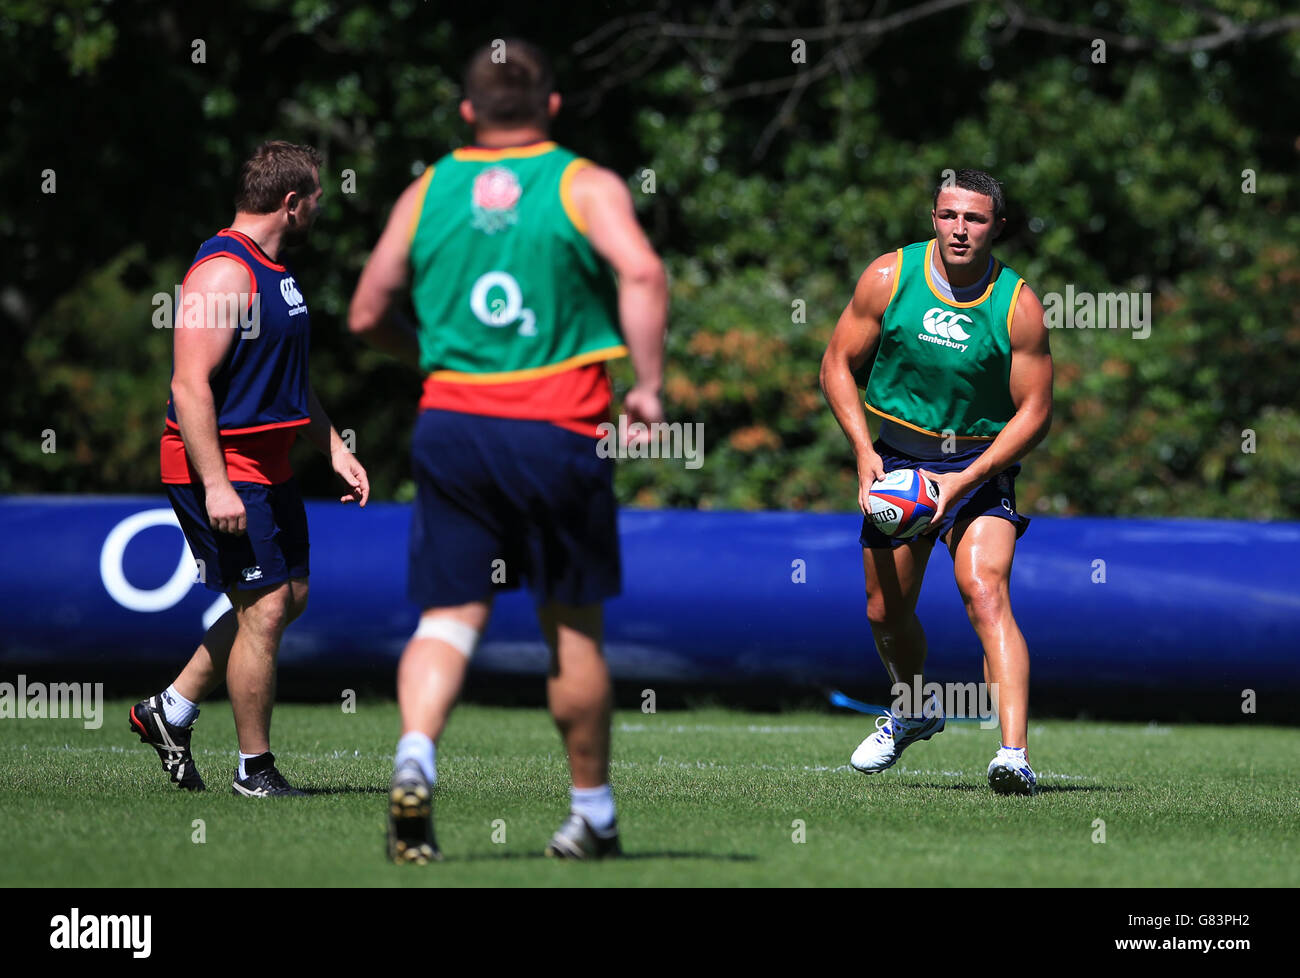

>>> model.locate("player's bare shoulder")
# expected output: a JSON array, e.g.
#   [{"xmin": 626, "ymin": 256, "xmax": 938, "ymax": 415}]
[
  {"xmin": 567, "ymin": 163, "xmax": 662, "ymax": 279},
  {"xmin": 182, "ymin": 254, "xmax": 253, "ymax": 299},
  {"xmin": 851, "ymin": 251, "xmax": 902, "ymax": 322},
  {"xmin": 381, "ymin": 170, "xmax": 434, "ymax": 238},
  {"xmin": 568, "ymin": 162, "xmax": 627, "ymax": 203},
  {"xmin": 1008, "ymin": 281, "xmax": 1050, "ymax": 355},
  {"xmin": 825, "ymin": 251, "xmax": 899, "ymax": 369},
  {"xmin": 567, "ymin": 162, "xmax": 635, "ymax": 231},
  {"xmin": 172, "ymin": 255, "xmax": 253, "ymax": 371},
  {"xmin": 397, "ymin": 170, "xmax": 431, "ymax": 208}
]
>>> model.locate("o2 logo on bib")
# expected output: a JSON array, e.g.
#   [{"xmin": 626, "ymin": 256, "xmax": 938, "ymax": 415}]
[{"xmin": 470, "ymin": 271, "xmax": 537, "ymax": 337}]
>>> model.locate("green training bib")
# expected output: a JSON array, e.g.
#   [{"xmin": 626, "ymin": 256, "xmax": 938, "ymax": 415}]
[
  {"xmin": 408, "ymin": 141, "xmax": 626, "ymax": 381},
  {"xmin": 863, "ymin": 239, "xmax": 1023, "ymax": 438}
]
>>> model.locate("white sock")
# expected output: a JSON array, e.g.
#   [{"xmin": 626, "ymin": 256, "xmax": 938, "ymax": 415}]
[
  {"xmin": 395, "ymin": 732, "xmax": 436, "ymax": 785},
  {"xmin": 238, "ymin": 751, "xmax": 264, "ymax": 780},
  {"xmin": 1001, "ymin": 745, "xmax": 1027, "ymax": 758},
  {"xmin": 571, "ymin": 784, "xmax": 616, "ymax": 836},
  {"xmin": 160, "ymin": 685, "xmax": 198, "ymax": 727}
]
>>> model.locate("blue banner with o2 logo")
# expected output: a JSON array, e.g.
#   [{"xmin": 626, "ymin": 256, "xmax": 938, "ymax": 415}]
[{"xmin": 0, "ymin": 497, "xmax": 1297, "ymax": 698}]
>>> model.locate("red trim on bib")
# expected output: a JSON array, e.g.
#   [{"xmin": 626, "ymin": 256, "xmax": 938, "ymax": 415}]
[
  {"xmin": 217, "ymin": 229, "xmax": 286, "ymax": 271},
  {"xmin": 160, "ymin": 426, "xmax": 300, "ymax": 485},
  {"xmin": 419, "ymin": 363, "xmax": 613, "ymax": 438}
]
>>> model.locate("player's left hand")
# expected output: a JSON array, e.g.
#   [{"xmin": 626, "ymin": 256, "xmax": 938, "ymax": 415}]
[
  {"xmin": 917, "ymin": 469, "xmax": 971, "ymax": 536},
  {"xmin": 332, "ymin": 447, "xmax": 370, "ymax": 507}
]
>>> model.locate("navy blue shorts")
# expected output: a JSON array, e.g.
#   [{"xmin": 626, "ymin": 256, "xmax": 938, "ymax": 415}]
[
  {"xmin": 408, "ymin": 409, "xmax": 621, "ymax": 609},
  {"xmin": 166, "ymin": 478, "xmax": 309, "ymax": 593},
  {"xmin": 859, "ymin": 438, "xmax": 1030, "ymax": 550}
]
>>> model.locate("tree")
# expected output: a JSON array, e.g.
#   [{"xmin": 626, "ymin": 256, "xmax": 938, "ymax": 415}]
[{"xmin": 4, "ymin": 0, "xmax": 1297, "ymax": 518}]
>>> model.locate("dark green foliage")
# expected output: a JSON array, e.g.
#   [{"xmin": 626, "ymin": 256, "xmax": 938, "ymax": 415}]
[{"xmin": 4, "ymin": 1, "xmax": 1297, "ymax": 517}]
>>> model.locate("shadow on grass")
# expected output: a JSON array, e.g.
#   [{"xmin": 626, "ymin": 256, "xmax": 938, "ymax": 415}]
[
  {"xmin": 450, "ymin": 851, "xmax": 759, "ymax": 863},
  {"xmin": 894, "ymin": 782, "xmax": 1114, "ymax": 793},
  {"xmin": 300, "ymin": 786, "xmax": 388, "ymax": 795},
  {"xmin": 1032, "ymin": 783, "xmax": 1113, "ymax": 794}
]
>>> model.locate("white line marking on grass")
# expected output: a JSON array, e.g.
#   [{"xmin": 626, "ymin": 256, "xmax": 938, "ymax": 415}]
[
  {"xmin": 894, "ymin": 768, "xmax": 965, "ymax": 778},
  {"xmin": 1035, "ymin": 772, "xmax": 1094, "ymax": 780},
  {"xmin": 622, "ymin": 757, "xmax": 856, "ymax": 774},
  {"xmin": 618, "ymin": 723, "xmax": 834, "ymax": 734},
  {"xmin": 7, "ymin": 745, "xmax": 1096, "ymax": 782},
  {"xmin": 6, "ymin": 744, "xmax": 384, "ymax": 761}
]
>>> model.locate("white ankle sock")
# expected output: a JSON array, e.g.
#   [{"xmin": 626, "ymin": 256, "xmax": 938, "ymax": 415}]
[
  {"xmin": 160, "ymin": 685, "xmax": 198, "ymax": 727},
  {"xmin": 238, "ymin": 751, "xmax": 263, "ymax": 780},
  {"xmin": 395, "ymin": 732, "xmax": 436, "ymax": 785},
  {"xmin": 571, "ymin": 784, "xmax": 616, "ymax": 836}
]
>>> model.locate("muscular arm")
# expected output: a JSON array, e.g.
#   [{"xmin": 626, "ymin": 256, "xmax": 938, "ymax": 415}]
[
  {"xmin": 348, "ymin": 175, "xmax": 424, "ymax": 368},
  {"xmin": 954, "ymin": 285, "xmax": 1054, "ymax": 488},
  {"xmin": 820, "ymin": 252, "xmax": 899, "ymax": 507},
  {"xmin": 571, "ymin": 165, "xmax": 668, "ymax": 413},
  {"xmin": 170, "ymin": 258, "xmax": 249, "ymax": 533}
]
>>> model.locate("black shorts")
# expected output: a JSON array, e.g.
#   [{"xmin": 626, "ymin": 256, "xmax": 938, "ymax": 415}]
[
  {"xmin": 166, "ymin": 478, "xmax": 309, "ymax": 592},
  {"xmin": 408, "ymin": 409, "xmax": 621, "ymax": 609}
]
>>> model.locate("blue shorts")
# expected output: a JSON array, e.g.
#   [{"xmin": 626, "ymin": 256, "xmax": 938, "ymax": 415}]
[
  {"xmin": 859, "ymin": 438, "xmax": 1030, "ymax": 550},
  {"xmin": 408, "ymin": 409, "xmax": 621, "ymax": 609},
  {"xmin": 166, "ymin": 478, "xmax": 309, "ymax": 592}
]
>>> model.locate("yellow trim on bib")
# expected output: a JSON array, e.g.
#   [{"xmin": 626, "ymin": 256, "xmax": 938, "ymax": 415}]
[
  {"xmin": 429, "ymin": 344, "xmax": 628, "ymax": 384},
  {"xmin": 1005, "ymin": 278, "xmax": 1026, "ymax": 337},
  {"xmin": 885, "ymin": 248, "xmax": 904, "ymax": 308},
  {"xmin": 407, "ymin": 167, "xmax": 434, "ymax": 245},
  {"xmin": 451, "ymin": 141, "xmax": 558, "ymax": 162},
  {"xmin": 560, "ymin": 158, "xmax": 593, "ymax": 234},
  {"xmin": 923, "ymin": 239, "xmax": 1000, "ymax": 307},
  {"xmin": 864, "ymin": 402, "xmax": 997, "ymax": 440}
]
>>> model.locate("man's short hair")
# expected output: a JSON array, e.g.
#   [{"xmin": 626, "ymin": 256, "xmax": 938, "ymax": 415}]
[
  {"xmin": 235, "ymin": 141, "xmax": 323, "ymax": 214},
  {"xmin": 933, "ymin": 169, "xmax": 1006, "ymax": 223},
  {"xmin": 463, "ymin": 38, "xmax": 554, "ymax": 129}
]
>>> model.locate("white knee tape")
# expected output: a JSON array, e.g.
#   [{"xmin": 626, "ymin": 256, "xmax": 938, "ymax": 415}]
[{"xmin": 414, "ymin": 616, "xmax": 481, "ymax": 658}]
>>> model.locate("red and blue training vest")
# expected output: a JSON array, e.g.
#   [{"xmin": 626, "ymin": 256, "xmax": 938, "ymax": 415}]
[{"xmin": 161, "ymin": 228, "xmax": 311, "ymax": 484}]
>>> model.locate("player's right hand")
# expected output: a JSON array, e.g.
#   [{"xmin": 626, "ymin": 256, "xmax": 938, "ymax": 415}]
[
  {"xmin": 623, "ymin": 385, "xmax": 664, "ymax": 440},
  {"xmin": 856, "ymin": 450, "xmax": 886, "ymax": 515},
  {"xmin": 205, "ymin": 483, "xmax": 247, "ymax": 536}
]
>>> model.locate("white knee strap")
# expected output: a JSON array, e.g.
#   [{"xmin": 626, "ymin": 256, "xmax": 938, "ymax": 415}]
[{"xmin": 414, "ymin": 616, "xmax": 480, "ymax": 658}]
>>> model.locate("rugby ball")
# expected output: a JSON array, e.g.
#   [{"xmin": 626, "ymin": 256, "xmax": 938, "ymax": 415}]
[{"xmin": 867, "ymin": 469, "xmax": 940, "ymax": 539}]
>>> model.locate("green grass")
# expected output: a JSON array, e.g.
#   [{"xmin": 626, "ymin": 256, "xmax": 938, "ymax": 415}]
[{"xmin": 1, "ymin": 699, "xmax": 1297, "ymax": 887}]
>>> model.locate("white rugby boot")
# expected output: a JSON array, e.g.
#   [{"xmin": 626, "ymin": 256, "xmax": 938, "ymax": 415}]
[
  {"xmin": 987, "ymin": 746, "xmax": 1038, "ymax": 795},
  {"xmin": 850, "ymin": 695, "xmax": 945, "ymax": 774}
]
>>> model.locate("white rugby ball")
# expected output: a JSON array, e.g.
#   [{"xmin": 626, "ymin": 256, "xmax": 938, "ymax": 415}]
[{"xmin": 867, "ymin": 469, "xmax": 940, "ymax": 539}]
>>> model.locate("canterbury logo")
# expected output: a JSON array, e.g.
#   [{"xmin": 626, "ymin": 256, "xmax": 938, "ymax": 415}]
[
  {"xmin": 279, "ymin": 276, "xmax": 304, "ymax": 307},
  {"xmin": 922, "ymin": 308, "xmax": 972, "ymax": 341}
]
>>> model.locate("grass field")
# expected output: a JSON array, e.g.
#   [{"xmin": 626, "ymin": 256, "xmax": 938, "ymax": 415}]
[{"xmin": 1, "ymin": 699, "xmax": 1297, "ymax": 887}]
